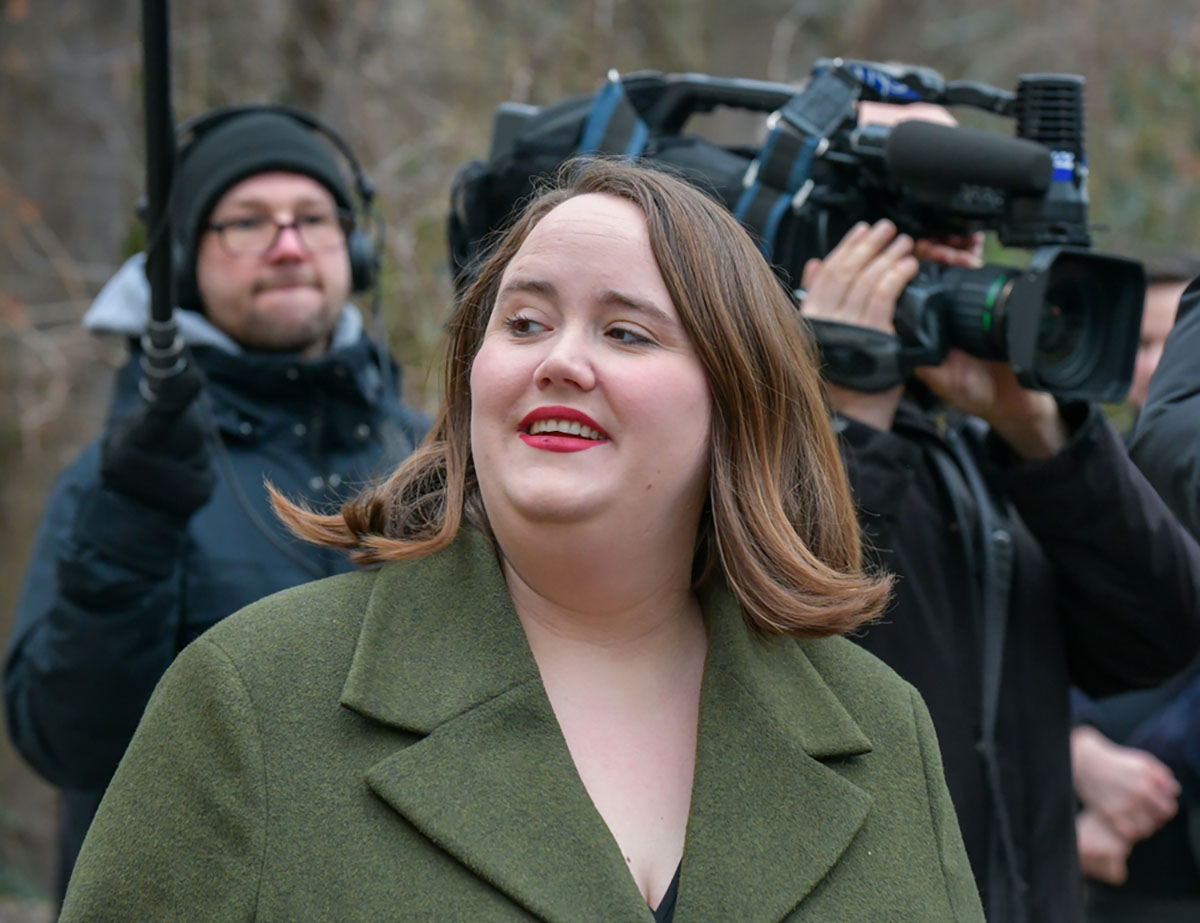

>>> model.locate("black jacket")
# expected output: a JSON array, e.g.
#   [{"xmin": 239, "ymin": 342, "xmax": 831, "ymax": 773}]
[
  {"xmin": 1132, "ymin": 275, "xmax": 1200, "ymax": 539},
  {"xmin": 1100, "ymin": 274, "xmax": 1200, "ymax": 907},
  {"xmin": 839, "ymin": 399, "xmax": 1200, "ymax": 923},
  {"xmin": 4, "ymin": 261, "xmax": 428, "ymax": 891}
]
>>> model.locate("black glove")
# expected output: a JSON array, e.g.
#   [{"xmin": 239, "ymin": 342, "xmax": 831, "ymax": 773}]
[{"xmin": 100, "ymin": 359, "xmax": 216, "ymax": 518}]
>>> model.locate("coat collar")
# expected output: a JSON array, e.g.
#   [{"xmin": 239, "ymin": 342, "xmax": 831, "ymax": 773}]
[{"xmin": 342, "ymin": 528, "xmax": 874, "ymax": 921}]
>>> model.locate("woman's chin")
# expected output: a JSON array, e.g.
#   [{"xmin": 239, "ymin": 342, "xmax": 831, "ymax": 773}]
[
  {"xmin": 485, "ymin": 482, "xmax": 609, "ymax": 529},
  {"xmin": 510, "ymin": 496, "xmax": 604, "ymax": 526}
]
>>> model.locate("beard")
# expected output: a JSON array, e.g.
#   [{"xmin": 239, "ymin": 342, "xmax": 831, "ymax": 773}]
[{"xmin": 240, "ymin": 280, "xmax": 342, "ymax": 357}]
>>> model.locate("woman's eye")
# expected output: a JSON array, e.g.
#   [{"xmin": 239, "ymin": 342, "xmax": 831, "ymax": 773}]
[
  {"xmin": 608, "ymin": 326, "xmax": 652, "ymax": 346},
  {"xmin": 502, "ymin": 315, "xmax": 545, "ymax": 337}
]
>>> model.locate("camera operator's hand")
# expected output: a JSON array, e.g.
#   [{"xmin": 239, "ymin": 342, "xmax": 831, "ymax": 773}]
[
  {"xmin": 904, "ymin": 237, "xmax": 1072, "ymax": 460},
  {"xmin": 914, "ymin": 350, "xmax": 1070, "ymax": 460},
  {"xmin": 100, "ymin": 359, "xmax": 216, "ymax": 519},
  {"xmin": 800, "ymin": 219, "xmax": 919, "ymax": 430}
]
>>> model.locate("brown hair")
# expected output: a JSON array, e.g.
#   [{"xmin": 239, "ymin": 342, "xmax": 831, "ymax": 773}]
[{"xmin": 274, "ymin": 158, "xmax": 890, "ymax": 636}]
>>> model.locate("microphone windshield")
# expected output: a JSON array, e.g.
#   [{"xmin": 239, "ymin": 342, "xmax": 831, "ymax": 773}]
[{"xmin": 884, "ymin": 119, "xmax": 1053, "ymax": 194}]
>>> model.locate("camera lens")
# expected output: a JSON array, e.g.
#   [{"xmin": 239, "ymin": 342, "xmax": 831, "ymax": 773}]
[
  {"xmin": 995, "ymin": 248, "xmax": 1145, "ymax": 401},
  {"xmin": 1037, "ymin": 298, "xmax": 1082, "ymax": 362},
  {"xmin": 938, "ymin": 265, "xmax": 1013, "ymax": 361},
  {"xmin": 1034, "ymin": 271, "xmax": 1100, "ymax": 390}
]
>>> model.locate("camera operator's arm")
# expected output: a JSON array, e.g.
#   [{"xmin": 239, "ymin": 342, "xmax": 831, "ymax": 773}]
[
  {"xmin": 1126, "ymin": 676, "xmax": 1200, "ymax": 793},
  {"xmin": 800, "ymin": 220, "xmax": 918, "ymax": 431},
  {"xmin": 4, "ymin": 361, "xmax": 215, "ymax": 790},
  {"xmin": 978, "ymin": 391, "xmax": 1200, "ymax": 694},
  {"xmin": 1130, "ymin": 276, "xmax": 1200, "ymax": 538}
]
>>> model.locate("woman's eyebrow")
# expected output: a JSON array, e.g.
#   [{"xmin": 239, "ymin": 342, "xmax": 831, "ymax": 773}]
[
  {"xmin": 496, "ymin": 277, "xmax": 556, "ymax": 301},
  {"xmin": 599, "ymin": 290, "xmax": 677, "ymax": 328},
  {"xmin": 496, "ymin": 278, "xmax": 678, "ymax": 327}
]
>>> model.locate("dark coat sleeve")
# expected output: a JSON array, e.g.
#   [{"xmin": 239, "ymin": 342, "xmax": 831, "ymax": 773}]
[
  {"xmin": 983, "ymin": 403, "xmax": 1200, "ymax": 695},
  {"xmin": 4, "ymin": 444, "xmax": 191, "ymax": 790},
  {"xmin": 1126, "ymin": 676, "xmax": 1200, "ymax": 790},
  {"xmin": 1130, "ymin": 276, "xmax": 1200, "ymax": 539}
]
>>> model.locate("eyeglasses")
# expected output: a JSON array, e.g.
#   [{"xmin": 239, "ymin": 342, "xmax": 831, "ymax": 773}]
[{"xmin": 206, "ymin": 209, "xmax": 352, "ymax": 257}]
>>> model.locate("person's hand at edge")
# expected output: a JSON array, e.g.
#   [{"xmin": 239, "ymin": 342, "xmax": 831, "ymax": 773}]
[
  {"xmin": 99, "ymin": 358, "xmax": 216, "ymax": 519},
  {"xmin": 1076, "ymin": 808, "xmax": 1133, "ymax": 886},
  {"xmin": 1071, "ymin": 724, "xmax": 1181, "ymax": 843}
]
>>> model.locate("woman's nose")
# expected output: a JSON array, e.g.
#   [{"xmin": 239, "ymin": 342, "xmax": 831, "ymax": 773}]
[{"xmin": 534, "ymin": 329, "xmax": 597, "ymax": 391}]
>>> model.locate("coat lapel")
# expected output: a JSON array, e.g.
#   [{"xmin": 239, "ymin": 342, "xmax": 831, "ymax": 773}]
[
  {"xmin": 676, "ymin": 581, "xmax": 874, "ymax": 921},
  {"xmin": 341, "ymin": 529, "xmax": 652, "ymax": 921},
  {"xmin": 341, "ymin": 529, "xmax": 876, "ymax": 921}
]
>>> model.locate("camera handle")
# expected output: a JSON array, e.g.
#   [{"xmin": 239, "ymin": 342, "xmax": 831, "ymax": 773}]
[
  {"xmin": 813, "ymin": 57, "xmax": 1016, "ymax": 116},
  {"xmin": 637, "ymin": 62, "xmax": 1017, "ymax": 137},
  {"xmin": 804, "ymin": 318, "xmax": 947, "ymax": 393},
  {"xmin": 581, "ymin": 70, "xmax": 804, "ymax": 154},
  {"xmin": 642, "ymin": 72, "xmax": 795, "ymax": 133}
]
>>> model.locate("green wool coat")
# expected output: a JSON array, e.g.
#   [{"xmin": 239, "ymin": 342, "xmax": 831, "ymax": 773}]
[{"xmin": 61, "ymin": 528, "xmax": 983, "ymax": 921}]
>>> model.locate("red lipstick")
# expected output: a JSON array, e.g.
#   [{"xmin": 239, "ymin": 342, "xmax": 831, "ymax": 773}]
[{"xmin": 517, "ymin": 405, "xmax": 610, "ymax": 453}]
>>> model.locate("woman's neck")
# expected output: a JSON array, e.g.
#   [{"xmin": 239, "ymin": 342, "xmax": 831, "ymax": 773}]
[
  {"xmin": 496, "ymin": 519, "xmax": 701, "ymax": 649},
  {"xmin": 506, "ymin": 558, "xmax": 703, "ymax": 669}
]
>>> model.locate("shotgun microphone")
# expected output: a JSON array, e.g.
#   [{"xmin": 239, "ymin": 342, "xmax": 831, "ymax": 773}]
[{"xmin": 884, "ymin": 119, "xmax": 1053, "ymax": 193}]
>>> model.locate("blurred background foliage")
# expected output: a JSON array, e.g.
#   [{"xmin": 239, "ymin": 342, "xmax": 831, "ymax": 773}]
[{"xmin": 2, "ymin": 0, "xmax": 1199, "ymax": 909}]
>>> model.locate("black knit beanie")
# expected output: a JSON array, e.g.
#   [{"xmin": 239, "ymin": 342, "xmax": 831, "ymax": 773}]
[{"xmin": 173, "ymin": 110, "xmax": 355, "ymax": 310}]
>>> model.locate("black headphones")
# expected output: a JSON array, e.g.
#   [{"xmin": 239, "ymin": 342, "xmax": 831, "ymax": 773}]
[{"xmin": 172, "ymin": 103, "xmax": 383, "ymax": 301}]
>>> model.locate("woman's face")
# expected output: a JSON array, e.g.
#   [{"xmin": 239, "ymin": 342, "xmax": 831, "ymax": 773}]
[{"xmin": 470, "ymin": 193, "xmax": 712, "ymax": 538}]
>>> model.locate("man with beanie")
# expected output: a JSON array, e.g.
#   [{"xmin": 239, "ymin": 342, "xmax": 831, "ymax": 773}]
[{"xmin": 4, "ymin": 107, "xmax": 428, "ymax": 899}]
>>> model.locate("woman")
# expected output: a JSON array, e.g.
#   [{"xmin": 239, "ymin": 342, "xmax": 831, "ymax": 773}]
[{"xmin": 62, "ymin": 160, "xmax": 983, "ymax": 921}]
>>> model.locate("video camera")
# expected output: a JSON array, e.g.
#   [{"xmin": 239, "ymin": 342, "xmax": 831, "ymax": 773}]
[{"xmin": 448, "ymin": 60, "xmax": 1145, "ymax": 401}]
